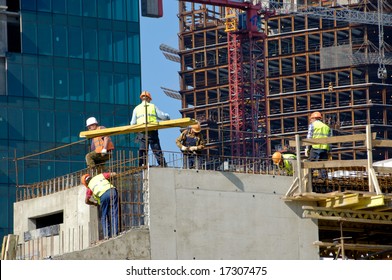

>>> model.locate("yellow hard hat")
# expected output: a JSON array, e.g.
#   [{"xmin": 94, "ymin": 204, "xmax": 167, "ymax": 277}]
[
  {"xmin": 310, "ymin": 111, "xmax": 322, "ymax": 120},
  {"xmin": 81, "ymin": 174, "xmax": 91, "ymax": 186},
  {"xmin": 272, "ymin": 152, "xmax": 282, "ymax": 165},
  {"xmin": 140, "ymin": 91, "xmax": 152, "ymax": 100},
  {"xmin": 191, "ymin": 122, "xmax": 201, "ymax": 133}
]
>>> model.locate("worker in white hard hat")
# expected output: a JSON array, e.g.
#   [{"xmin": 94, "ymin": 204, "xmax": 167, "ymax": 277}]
[
  {"xmin": 130, "ymin": 91, "xmax": 170, "ymax": 167},
  {"xmin": 85, "ymin": 117, "xmax": 115, "ymax": 171},
  {"xmin": 176, "ymin": 122, "xmax": 205, "ymax": 169},
  {"xmin": 272, "ymin": 150, "xmax": 296, "ymax": 176}
]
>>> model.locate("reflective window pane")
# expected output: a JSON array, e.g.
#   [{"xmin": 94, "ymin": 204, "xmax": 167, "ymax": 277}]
[
  {"xmin": 99, "ymin": 30, "xmax": 113, "ymax": 61},
  {"xmin": 69, "ymin": 69, "xmax": 84, "ymax": 101},
  {"xmin": 69, "ymin": 26, "xmax": 83, "ymax": 58},
  {"xmin": 83, "ymin": 29, "xmax": 98, "ymax": 60},
  {"xmin": 68, "ymin": 0, "xmax": 82, "ymax": 16},
  {"xmin": 53, "ymin": 25, "xmax": 68, "ymax": 57},
  {"xmin": 54, "ymin": 67, "xmax": 69, "ymax": 100},
  {"xmin": 23, "ymin": 65, "xmax": 38, "ymax": 98},
  {"xmin": 53, "ymin": 0, "xmax": 67, "ymax": 14},
  {"xmin": 7, "ymin": 63, "xmax": 23, "ymax": 96},
  {"xmin": 39, "ymin": 66, "xmax": 53, "ymax": 98},
  {"xmin": 85, "ymin": 71, "xmax": 99, "ymax": 102},
  {"xmin": 37, "ymin": 24, "xmax": 53, "ymax": 55}
]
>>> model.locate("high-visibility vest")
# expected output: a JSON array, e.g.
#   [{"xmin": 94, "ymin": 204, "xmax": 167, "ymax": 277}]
[
  {"xmin": 311, "ymin": 121, "xmax": 330, "ymax": 150},
  {"xmin": 282, "ymin": 153, "xmax": 296, "ymax": 175},
  {"xmin": 92, "ymin": 126, "xmax": 114, "ymax": 153},
  {"xmin": 87, "ymin": 174, "xmax": 115, "ymax": 204},
  {"xmin": 134, "ymin": 101, "xmax": 157, "ymax": 124}
]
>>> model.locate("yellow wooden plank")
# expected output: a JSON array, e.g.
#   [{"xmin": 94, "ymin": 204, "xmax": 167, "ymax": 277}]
[
  {"xmin": 79, "ymin": 118, "xmax": 198, "ymax": 139},
  {"xmin": 320, "ymin": 193, "xmax": 360, "ymax": 208}
]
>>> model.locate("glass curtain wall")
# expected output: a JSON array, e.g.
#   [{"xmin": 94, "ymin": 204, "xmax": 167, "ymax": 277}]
[{"xmin": 0, "ymin": 0, "xmax": 141, "ymax": 240}]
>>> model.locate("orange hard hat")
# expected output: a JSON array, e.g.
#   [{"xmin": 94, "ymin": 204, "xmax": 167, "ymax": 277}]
[
  {"xmin": 191, "ymin": 122, "xmax": 201, "ymax": 133},
  {"xmin": 140, "ymin": 91, "xmax": 152, "ymax": 100},
  {"xmin": 81, "ymin": 174, "xmax": 91, "ymax": 186},
  {"xmin": 310, "ymin": 111, "xmax": 322, "ymax": 120},
  {"xmin": 272, "ymin": 152, "xmax": 282, "ymax": 165}
]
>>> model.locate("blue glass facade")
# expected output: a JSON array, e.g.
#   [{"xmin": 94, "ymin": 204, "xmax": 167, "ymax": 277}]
[{"xmin": 0, "ymin": 0, "xmax": 141, "ymax": 240}]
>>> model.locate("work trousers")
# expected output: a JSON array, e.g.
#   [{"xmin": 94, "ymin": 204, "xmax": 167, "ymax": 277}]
[
  {"xmin": 137, "ymin": 130, "xmax": 167, "ymax": 167},
  {"xmin": 85, "ymin": 151, "xmax": 110, "ymax": 169},
  {"xmin": 100, "ymin": 188, "xmax": 119, "ymax": 239},
  {"xmin": 309, "ymin": 148, "xmax": 329, "ymax": 179}
]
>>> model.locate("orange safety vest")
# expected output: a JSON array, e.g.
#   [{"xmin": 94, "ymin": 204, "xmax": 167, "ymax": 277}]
[{"xmin": 92, "ymin": 126, "xmax": 114, "ymax": 153}]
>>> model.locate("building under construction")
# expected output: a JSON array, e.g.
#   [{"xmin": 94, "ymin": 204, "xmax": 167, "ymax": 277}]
[{"xmin": 172, "ymin": 0, "xmax": 392, "ymax": 161}]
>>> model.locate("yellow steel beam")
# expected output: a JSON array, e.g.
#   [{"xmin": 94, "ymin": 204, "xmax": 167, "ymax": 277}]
[
  {"xmin": 79, "ymin": 118, "xmax": 198, "ymax": 139},
  {"xmin": 352, "ymin": 195, "xmax": 385, "ymax": 210},
  {"xmin": 320, "ymin": 193, "xmax": 360, "ymax": 208}
]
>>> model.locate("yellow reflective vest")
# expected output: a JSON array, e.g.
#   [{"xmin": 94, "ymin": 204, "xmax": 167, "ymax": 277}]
[
  {"xmin": 134, "ymin": 101, "xmax": 158, "ymax": 124},
  {"xmin": 311, "ymin": 121, "xmax": 330, "ymax": 150},
  {"xmin": 87, "ymin": 174, "xmax": 115, "ymax": 204}
]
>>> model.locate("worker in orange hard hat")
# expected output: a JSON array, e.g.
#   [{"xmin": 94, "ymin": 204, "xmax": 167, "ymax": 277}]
[
  {"xmin": 85, "ymin": 117, "xmax": 115, "ymax": 172},
  {"xmin": 305, "ymin": 111, "xmax": 332, "ymax": 179},
  {"xmin": 176, "ymin": 121, "xmax": 205, "ymax": 169},
  {"xmin": 130, "ymin": 90, "xmax": 170, "ymax": 167},
  {"xmin": 81, "ymin": 172, "xmax": 119, "ymax": 239},
  {"xmin": 272, "ymin": 150, "xmax": 296, "ymax": 176}
]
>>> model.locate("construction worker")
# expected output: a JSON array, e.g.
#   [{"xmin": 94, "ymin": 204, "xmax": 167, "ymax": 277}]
[
  {"xmin": 272, "ymin": 151, "xmax": 296, "ymax": 176},
  {"xmin": 176, "ymin": 122, "xmax": 205, "ymax": 169},
  {"xmin": 81, "ymin": 172, "xmax": 119, "ymax": 239},
  {"xmin": 85, "ymin": 117, "xmax": 115, "ymax": 171},
  {"xmin": 130, "ymin": 91, "xmax": 170, "ymax": 167},
  {"xmin": 305, "ymin": 111, "xmax": 332, "ymax": 178}
]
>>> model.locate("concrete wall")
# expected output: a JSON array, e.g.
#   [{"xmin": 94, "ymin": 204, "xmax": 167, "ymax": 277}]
[
  {"xmin": 149, "ymin": 168, "xmax": 319, "ymax": 260},
  {"xmin": 14, "ymin": 168, "xmax": 319, "ymax": 260},
  {"xmin": 13, "ymin": 185, "xmax": 99, "ymax": 258}
]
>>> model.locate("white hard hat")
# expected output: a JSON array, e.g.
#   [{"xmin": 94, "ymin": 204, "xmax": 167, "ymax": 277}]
[{"xmin": 86, "ymin": 117, "xmax": 98, "ymax": 127}]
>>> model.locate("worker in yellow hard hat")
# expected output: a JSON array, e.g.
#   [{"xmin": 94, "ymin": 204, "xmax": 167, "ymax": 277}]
[
  {"xmin": 272, "ymin": 150, "xmax": 296, "ymax": 176},
  {"xmin": 305, "ymin": 111, "xmax": 332, "ymax": 178},
  {"xmin": 81, "ymin": 172, "xmax": 118, "ymax": 239},
  {"xmin": 130, "ymin": 91, "xmax": 170, "ymax": 167},
  {"xmin": 176, "ymin": 122, "xmax": 205, "ymax": 169},
  {"xmin": 85, "ymin": 117, "xmax": 115, "ymax": 171}
]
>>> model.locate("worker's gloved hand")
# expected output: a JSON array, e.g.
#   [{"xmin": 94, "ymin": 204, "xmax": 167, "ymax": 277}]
[
  {"xmin": 189, "ymin": 146, "xmax": 198, "ymax": 152},
  {"xmin": 181, "ymin": 146, "xmax": 188, "ymax": 152},
  {"xmin": 304, "ymin": 149, "xmax": 309, "ymax": 157},
  {"xmin": 101, "ymin": 148, "xmax": 107, "ymax": 155}
]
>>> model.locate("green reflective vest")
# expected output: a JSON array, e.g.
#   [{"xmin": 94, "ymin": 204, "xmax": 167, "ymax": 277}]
[
  {"xmin": 312, "ymin": 121, "xmax": 330, "ymax": 150},
  {"xmin": 134, "ymin": 101, "xmax": 157, "ymax": 124},
  {"xmin": 87, "ymin": 174, "xmax": 114, "ymax": 205}
]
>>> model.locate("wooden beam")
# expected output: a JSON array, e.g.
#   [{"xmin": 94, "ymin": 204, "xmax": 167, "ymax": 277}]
[
  {"xmin": 373, "ymin": 139, "xmax": 392, "ymax": 148},
  {"xmin": 289, "ymin": 134, "xmax": 367, "ymax": 147},
  {"xmin": 302, "ymin": 159, "xmax": 368, "ymax": 169},
  {"xmin": 79, "ymin": 118, "xmax": 198, "ymax": 139}
]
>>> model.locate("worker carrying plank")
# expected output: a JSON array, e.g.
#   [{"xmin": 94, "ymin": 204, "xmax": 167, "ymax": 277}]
[{"xmin": 130, "ymin": 91, "xmax": 170, "ymax": 167}]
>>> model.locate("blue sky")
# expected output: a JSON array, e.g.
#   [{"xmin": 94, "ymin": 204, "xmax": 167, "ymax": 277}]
[{"xmin": 140, "ymin": 1, "xmax": 182, "ymax": 153}]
